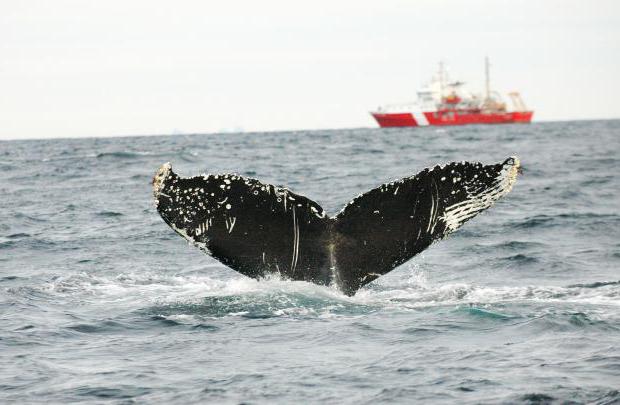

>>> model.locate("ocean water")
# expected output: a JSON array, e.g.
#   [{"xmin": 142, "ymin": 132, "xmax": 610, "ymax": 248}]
[{"xmin": 1, "ymin": 120, "xmax": 619, "ymax": 404}]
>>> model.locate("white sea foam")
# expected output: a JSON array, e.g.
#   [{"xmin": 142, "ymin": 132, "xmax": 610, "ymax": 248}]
[{"xmin": 44, "ymin": 267, "xmax": 620, "ymax": 321}]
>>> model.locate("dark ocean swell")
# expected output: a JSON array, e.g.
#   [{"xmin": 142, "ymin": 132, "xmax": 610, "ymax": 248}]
[{"xmin": 1, "ymin": 120, "xmax": 619, "ymax": 403}]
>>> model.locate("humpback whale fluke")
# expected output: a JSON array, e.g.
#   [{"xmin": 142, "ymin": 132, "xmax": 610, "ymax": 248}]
[{"xmin": 153, "ymin": 157, "xmax": 520, "ymax": 295}]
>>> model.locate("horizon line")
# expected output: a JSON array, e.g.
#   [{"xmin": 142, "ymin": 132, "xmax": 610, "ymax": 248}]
[{"xmin": 1, "ymin": 117, "xmax": 619, "ymax": 142}]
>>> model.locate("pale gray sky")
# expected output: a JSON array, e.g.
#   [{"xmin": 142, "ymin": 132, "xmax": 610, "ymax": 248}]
[{"xmin": 1, "ymin": 0, "xmax": 619, "ymax": 139}]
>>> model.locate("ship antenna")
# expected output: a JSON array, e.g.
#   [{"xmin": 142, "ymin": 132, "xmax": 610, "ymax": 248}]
[{"xmin": 485, "ymin": 56, "xmax": 491, "ymax": 101}]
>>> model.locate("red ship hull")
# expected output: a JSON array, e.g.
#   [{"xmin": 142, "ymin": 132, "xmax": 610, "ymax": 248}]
[
  {"xmin": 371, "ymin": 112, "xmax": 419, "ymax": 127},
  {"xmin": 371, "ymin": 110, "xmax": 533, "ymax": 128}
]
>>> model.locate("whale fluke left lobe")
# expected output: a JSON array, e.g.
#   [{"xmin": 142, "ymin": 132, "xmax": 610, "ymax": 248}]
[{"xmin": 153, "ymin": 165, "xmax": 334, "ymax": 286}]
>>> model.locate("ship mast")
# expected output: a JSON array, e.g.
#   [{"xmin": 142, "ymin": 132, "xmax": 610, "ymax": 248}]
[
  {"xmin": 438, "ymin": 61, "xmax": 445, "ymax": 97},
  {"xmin": 485, "ymin": 56, "xmax": 491, "ymax": 101}
]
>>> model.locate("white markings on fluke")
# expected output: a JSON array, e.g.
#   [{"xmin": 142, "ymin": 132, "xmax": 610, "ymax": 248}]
[
  {"xmin": 310, "ymin": 206, "xmax": 326, "ymax": 219},
  {"xmin": 152, "ymin": 162, "xmax": 172, "ymax": 206},
  {"xmin": 225, "ymin": 217, "xmax": 237, "ymax": 234},
  {"xmin": 290, "ymin": 206, "xmax": 300, "ymax": 274},
  {"xmin": 426, "ymin": 178, "xmax": 437, "ymax": 233},
  {"xmin": 439, "ymin": 157, "xmax": 520, "ymax": 235},
  {"xmin": 429, "ymin": 177, "xmax": 441, "ymax": 234}
]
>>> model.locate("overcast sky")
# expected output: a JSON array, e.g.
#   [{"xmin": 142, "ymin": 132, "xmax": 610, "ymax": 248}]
[{"xmin": 1, "ymin": 0, "xmax": 619, "ymax": 139}]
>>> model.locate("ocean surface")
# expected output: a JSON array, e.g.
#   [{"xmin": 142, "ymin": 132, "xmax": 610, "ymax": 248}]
[{"xmin": 1, "ymin": 120, "xmax": 619, "ymax": 404}]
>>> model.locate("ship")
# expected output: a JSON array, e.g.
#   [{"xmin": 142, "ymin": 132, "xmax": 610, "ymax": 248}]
[{"xmin": 370, "ymin": 58, "xmax": 533, "ymax": 128}]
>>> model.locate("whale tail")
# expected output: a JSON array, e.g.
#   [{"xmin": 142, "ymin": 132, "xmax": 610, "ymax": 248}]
[{"xmin": 153, "ymin": 157, "xmax": 520, "ymax": 295}]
